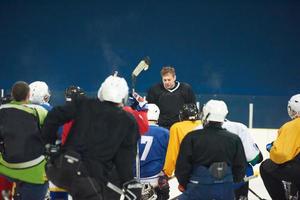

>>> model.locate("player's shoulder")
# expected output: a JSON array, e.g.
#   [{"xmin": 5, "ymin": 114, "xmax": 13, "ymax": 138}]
[
  {"xmin": 221, "ymin": 128, "xmax": 243, "ymax": 142},
  {"xmin": 183, "ymin": 128, "xmax": 202, "ymax": 141},
  {"xmin": 280, "ymin": 117, "xmax": 300, "ymax": 130},
  {"xmin": 179, "ymin": 82, "xmax": 192, "ymax": 89},
  {"xmin": 26, "ymin": 103, "xmax": 48, "ymax": 112},
  {"xmin": 223, "ymin": 120, "xmax": 248, "ymax": 132},
  {"xmin": 151, "ymin": 125, "xmax": 169, "ymax": 133}
]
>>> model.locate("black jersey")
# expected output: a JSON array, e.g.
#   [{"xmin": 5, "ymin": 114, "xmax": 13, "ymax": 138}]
[
  {"xmin": 42, "ymin": 98, "xmax": 139, "ymax": 184},
  {"xmin": 175, "ymin": 123, "xmax": 247, "ymax": 187},
  {"xmin": 147, "ymin": 81, "xmax": 196, "ymax": 129}
]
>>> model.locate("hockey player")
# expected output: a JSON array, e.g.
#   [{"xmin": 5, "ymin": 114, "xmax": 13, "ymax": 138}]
[
  {"xmin": 101, "ymin": 90, "xmax": 149, "ymax": 200},
  {"xmin": 0, "ymin": 81, "xmax": 48, "ymax": 199},
  {"xmin": 123, "ymin": 91, "xmax": 149, "ymax": 135},
  {"xmin": 61, "ymin": 85, "xmax": 86, "ymax": 145},
  {"xmin": 175, "ymin": 100, "xmax": 247, "ymax": 200},
  {"xmin": 42, "ymin": 74, "xmax": 140, "ymax": 200},
  {"xmin": 29, "ymin": 81, "xmax": 70, "ymax": 200},
  {"xmin": 222, "ymin": 119, "xmax": 263, "ymax": 199},
  {"xmin": 0, "ymin": 96, "xmax": 13, "ymax": 200},
  {"xmin": 163, "ymin": 103, "xmax": 202, "ymax": 178},
  {"xmin": 135, "ymin": 103, "xmax": 169, "ymax": 200},
  {"xmin": 48, "ymin": 86, "xmax": 85, "ymax": 200},
  {"xmin": 147, "ymin": 66, "xmax": 196, "ymax": 129},
  {"xmin": 193, "ymin": 102, "xmax": 263, "ymax": 199},
  {"xmin": 260, "ymin": 94, "xmax": 300, "ymax": 200}
]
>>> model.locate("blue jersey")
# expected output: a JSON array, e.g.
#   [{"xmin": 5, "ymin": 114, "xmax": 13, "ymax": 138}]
[{"xmin": 135, "ymin": 125, "xmax": 169, "ymax": 178}]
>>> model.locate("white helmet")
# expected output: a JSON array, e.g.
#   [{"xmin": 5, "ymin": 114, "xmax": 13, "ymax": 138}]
[
  {"xmin": 147, "ymin": 104, "xmax": 160, "ymax": 121},
  {"xmin": 287, "ymin": 94, "xmax": 300, "ymax": 119},
  {"xmin": 97, "ymin": 74, "xmax": 129, "ymax": 104},
  {"xmin": 29, "ymin": 81, "xmax": 51, "ymax": 104},
  {"xmin": 202, "ymin": 100, "xmax": 228, "ymax": 123}
]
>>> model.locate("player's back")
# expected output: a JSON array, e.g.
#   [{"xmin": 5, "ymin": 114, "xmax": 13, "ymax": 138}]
[{"xmin": 138, "ymin": 125, "xmax": 169, "ymax": 178}]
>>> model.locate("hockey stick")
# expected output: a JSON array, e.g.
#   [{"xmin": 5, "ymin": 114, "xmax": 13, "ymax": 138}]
[
  {"xmin": 249, "ymin": 188, "xmax": 267, "ymax": 200},
  {"xmin": 131, "ymin": 57, "xmax": 151, "ymax": 183},
  {"xmin": 131, "ymin": 56, "xmax": 150, "ymax": 93},
  {"xmin": 244, "ymin": 171, "xmax": 267, "ymax": 200},
  {"xmin": 236, "ymin": 171, "xmax": 267, "ymax": 200}
]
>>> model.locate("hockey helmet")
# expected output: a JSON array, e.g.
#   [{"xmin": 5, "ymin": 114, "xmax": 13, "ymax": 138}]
[
  {"xmin": 29, "ymin": 81, "xmax": 51, "ymax": 104},
  {"xmin": 202, "ymin": 100, "xmax": 228, "ymax": 123},
  {"xmin": 97, "ymin": 73, "xmax": 129, "ymax": 104},
  {"xmin": 65, "ymin": 85, "xmax": 85, "ymax": 102},
  {"xmin": 179, "ymin": 103, "xmax": 199, "ymax": 121},
  {"xmin": 147, "ymin": 104, "xmax": 160, "ymax": 121},
  {"xmin": 287, "ymin": 94, "xmax": 300, "ymax": 119}
]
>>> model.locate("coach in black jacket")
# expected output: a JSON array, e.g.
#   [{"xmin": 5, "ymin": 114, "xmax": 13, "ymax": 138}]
[
  {"xmin": 42, "ymin": 75, "xmax": 139, "ymax": 200},
  {"xmin": 147, "ymin": 66, "xmax": 196, "ymax": 129}
]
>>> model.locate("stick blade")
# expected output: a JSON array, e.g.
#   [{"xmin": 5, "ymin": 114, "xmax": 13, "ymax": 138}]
[{"xmin": 132, "ymin": 56, "xmax": 151, "ymax": 77}]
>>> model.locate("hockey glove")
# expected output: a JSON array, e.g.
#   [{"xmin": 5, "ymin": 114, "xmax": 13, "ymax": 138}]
[
  {"xmin": 156, "ymin": 175, "xmax": 170, "ymax": 200},
  {"xmin": 141, "ymin": 183, "xmax": 157, "ymax": 200},
  {"xmin": 128, "ymin": 92, "xmax": 148, "ymax": 111},
  {"xmin": 122, "ymin": 179, "xmax": 142, "ymax": 200},
  {"xmin": 45, "ymin": 143, "xmax": 61, "ymax": 159},
  {"xmin": 266, "ymin": 142, "xmax": 273, "ymax": 152}
]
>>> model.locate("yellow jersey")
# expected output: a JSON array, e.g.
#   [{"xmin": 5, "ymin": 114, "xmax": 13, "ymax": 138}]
[
  {"xmin": 270, "ymin": 117, "xmax": 300, "ymax": 164},
  {"xmin": 163, "ymin": 120, "xmax": 202, "ymax": 177}
]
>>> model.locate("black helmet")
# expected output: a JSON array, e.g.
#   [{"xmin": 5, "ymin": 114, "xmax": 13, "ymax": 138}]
[
  {"xmin": 65, "ymin": 85, "xmax": 85, "ymax": 102},
  {"xmin": 179, "ymin": 103, "xmax": 199, "ymax": 121}
]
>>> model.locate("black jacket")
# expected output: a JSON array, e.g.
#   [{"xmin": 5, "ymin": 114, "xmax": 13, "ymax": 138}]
[
  {"xmin": 42, "ymin": 98, "xmax": 139, "ymax": 184},
  {"xmin": 0, "ymin": 102, "xmax": 46, "ymax": 163},
  {"xmin": 147, "ymin": 81, "xmax": 196, "ymax": 129},
  {"xmin": 175, "ymin": 123, "xmax": 247, "ymax": 188}
]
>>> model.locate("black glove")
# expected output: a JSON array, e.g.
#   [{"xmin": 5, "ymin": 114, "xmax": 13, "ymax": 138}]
[
  {"xmin": 45, "ymin": 143, "xmax": 61, "ymax": 160},
  {"xmin": 122, "ymin": 179, "xmax": 142, "ymax": 200},
  {"xmin": 156, "ymin": 175, "xmax": 170, "ymax": 200}
]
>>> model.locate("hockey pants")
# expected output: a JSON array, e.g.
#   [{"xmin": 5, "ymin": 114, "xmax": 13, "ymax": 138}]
[
  {"xmin": 179, "ymin": 163, "xmax": 234, "ymax": 200},
  {"xmin": 260, "ymin": 158, "xmax": 300, "ymax": 200},
  {"xmin": 46, "ymin": 150, "xmax": 104, "ymax": 200}
]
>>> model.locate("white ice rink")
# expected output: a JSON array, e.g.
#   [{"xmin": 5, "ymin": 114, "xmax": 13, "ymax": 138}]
[{"xmin": 168, "ymin": 128, "xmax": 278, "ymax": 200}]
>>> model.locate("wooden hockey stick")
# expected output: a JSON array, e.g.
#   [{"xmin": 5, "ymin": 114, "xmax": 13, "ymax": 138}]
[
  {"xmin": 131, "ymin": 57, "xmax": 151, "ymax": 182},
  {"xmin": 131, "ymin": 56, "xmax": 150, "ymax": 93}
]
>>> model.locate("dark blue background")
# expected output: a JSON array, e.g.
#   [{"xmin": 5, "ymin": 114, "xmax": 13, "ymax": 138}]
[{"xmin": 0, "ymin": 0, "xmax": 299, "ymax": 128}]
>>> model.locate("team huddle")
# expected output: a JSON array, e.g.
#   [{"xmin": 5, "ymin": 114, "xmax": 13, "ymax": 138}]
[{"xmin": 0, "ymin": 66, "xmax": 300, "ymax": 200}]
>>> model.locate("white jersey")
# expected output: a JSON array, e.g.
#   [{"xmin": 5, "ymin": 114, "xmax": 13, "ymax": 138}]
[{"xmin": 222, "ymin": 120, "xmax": 260, "ymax": 162}]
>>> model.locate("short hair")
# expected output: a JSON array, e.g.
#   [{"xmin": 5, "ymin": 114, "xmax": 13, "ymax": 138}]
[
  {"xmin": 11, "ymin": 81, "xmax": 30, "ymax": 101},
  {"xmin": 160, "ymin": 66, "xmax": 176, "ymax": 77}
]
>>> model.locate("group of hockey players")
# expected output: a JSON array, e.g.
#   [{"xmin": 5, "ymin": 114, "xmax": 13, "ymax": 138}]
[{"xmin": 0, "ymin": 65, "xmax": 299, "ymax": 200}]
